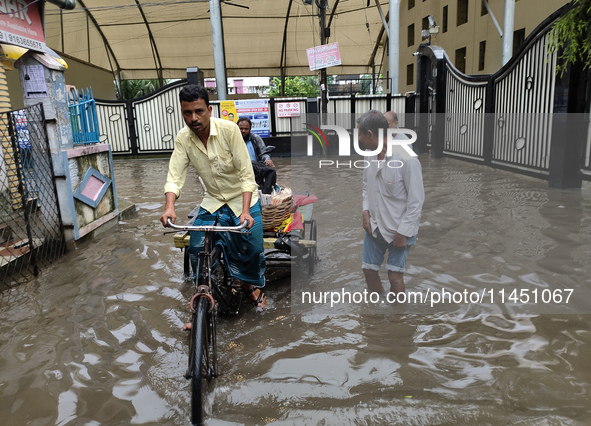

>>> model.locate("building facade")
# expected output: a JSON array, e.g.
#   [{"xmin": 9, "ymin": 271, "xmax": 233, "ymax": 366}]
[{"xmin": 393, "ymin": 0, "xmax": 570, "ymax": 94}]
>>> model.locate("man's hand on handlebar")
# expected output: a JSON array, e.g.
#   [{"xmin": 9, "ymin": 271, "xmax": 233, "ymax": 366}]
[
  {"xmin": 240, "ymin": 212, "xmax": 254, "ymax": 229},
  {"xmin": 160, "ymin": 208, "xmax": 176, "ymax": 227}
]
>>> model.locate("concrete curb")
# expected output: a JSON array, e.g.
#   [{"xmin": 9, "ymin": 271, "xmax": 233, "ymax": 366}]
[{"xmin": 118, "ymin": 200, "xmax": 138, "ymax": 220}]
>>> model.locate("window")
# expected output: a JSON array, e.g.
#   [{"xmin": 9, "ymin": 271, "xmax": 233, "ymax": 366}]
[
  {"xmin": 481, "ymin": 1, "xmax": 488, "ymax": 15},
  {"xmin": 455, "ymin": 47, "xmax": 467, "ymax": 74},
  {"xmin": 422, "ymin": 16, "xmax": 430, "ymax": 31},
  {"xmin": 408, "ymin": 0, "xmax": 415, "ymax": 10},
  {"xmin": 479, "ymin": 41, "xmax": 486, "ymax": 71},
  {"xmin": 407, "ymin": 63, "xmax": 414, "ymax": 86},
  {"xmin": 442, "ymin": 6, "xmax": 448, "ymax": 33},
  {"xmin": 408, "ymin": 23, "xmax": 415, "ymax": 47},
  {"xmin": 513, "ymin": 28, "xmax": 525, "ymax": 55},
  {"xmin": 457, "ymin": 0, "xmax": 468, "ymax": 26}
]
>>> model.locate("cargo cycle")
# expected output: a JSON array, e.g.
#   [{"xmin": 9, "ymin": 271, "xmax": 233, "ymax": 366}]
[
  {"xmin": 166, "ymin": 194, "xmax": 318, "ymax": 424},
  {"xmin": 165, "ymin": 217, "xmax": 251, "ymax": 426}
]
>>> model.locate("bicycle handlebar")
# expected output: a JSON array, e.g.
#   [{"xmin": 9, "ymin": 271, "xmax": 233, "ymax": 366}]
[{"xmin": 166, "ymin": 218, "xmax": 250, "ymax": 233}]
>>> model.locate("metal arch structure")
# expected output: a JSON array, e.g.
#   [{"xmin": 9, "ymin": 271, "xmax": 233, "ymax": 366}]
[
  {"xmin": 43, "ymin": 0, "xmax": 393, "ymax": 82},
  {"xmin": 134, "ymin": 0, "xmax": 165, "ymax": 87},
  {"xmin": 64, "ymin": 0, "xmax": 122, "ymax": 75}
]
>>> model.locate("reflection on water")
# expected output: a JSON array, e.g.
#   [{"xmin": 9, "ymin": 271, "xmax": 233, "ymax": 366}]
[{"xmin": 0, "ymin": 156, "xmax": 590, "ymax": 425}]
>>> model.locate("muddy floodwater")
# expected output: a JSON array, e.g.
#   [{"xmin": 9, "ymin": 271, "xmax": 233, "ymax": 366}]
[{"xmin": 1, "ymin": 155, "xmax": 590, "ymax": 425}]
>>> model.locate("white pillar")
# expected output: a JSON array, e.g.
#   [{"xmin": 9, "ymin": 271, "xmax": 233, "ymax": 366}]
[
  {"xmin": 389, "ymin": 0, "xmax": 400, "ymax": 94},
  {"xmin": 209, "ymin": 0, "xmax": 228, "ymax": 100},
  {"xmin": 502, "ymin": 0, "xmax": 515, "ymax": 66}
]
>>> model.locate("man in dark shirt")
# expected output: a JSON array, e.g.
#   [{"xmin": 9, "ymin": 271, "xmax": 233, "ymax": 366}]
[{"xmin": 237, "ymin": 117, "xmax": 277, "ymax": 194}]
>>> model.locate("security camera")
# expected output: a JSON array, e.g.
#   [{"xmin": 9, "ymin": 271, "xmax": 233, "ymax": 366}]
[{"xmin": 428, "ymin": 15, "xmax": 436, "ymax": 27}]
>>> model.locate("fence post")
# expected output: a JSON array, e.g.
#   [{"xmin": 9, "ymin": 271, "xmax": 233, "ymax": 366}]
[
  {"xmin": 416, "ymin": 53, "xmax": 430, "ymax": 155},
  {"xmin": 269, "ymin": 97, "xmax": 277, "ymax": 137},
  {"xmin": 126, "ymin": 100, "xmax": 139, "ymax": 156},
  {"xmin": 430, "ymin": 57, "xmax": 446, "ymax": 158},
  {"xmin": 404, "ymin": 93, "xmax": 416, "ymax": 138},
  {"xmin": 482, "ymin": 80, "xmax": 495, "ymax": 164},
  {"xmin": 549, "ymin": 61, "xmax": 586, "ymax": 189}
]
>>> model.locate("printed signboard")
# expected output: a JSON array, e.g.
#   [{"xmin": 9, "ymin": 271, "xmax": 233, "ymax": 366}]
[
  {"xmin": 235, "ymin": 99, "xmax": 270, "ymax": 138},
  {"xmin": 0, "ymin": 1, "xmax": 45, "ymax": 52},
  {"xmin": 220, "ymin": 100, "xmax": 238, "ymax": 123},
  {"xmin": 276, "ymin": 101, "xmax": 301, "ymax": 118},
  {"xmin": 306, "ymin": 42, "xmax": 341, "ymax": 71}
]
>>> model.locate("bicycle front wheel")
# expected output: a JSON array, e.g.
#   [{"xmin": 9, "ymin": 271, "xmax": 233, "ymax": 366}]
[{"xmin": 190, "ymin": 296, "xmax": 214, "ymax": 425}]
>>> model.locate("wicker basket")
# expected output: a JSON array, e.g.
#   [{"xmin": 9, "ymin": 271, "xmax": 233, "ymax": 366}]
[{"xmin": 261, "ymin": 196, "xmax": 292, "ymax": 230}]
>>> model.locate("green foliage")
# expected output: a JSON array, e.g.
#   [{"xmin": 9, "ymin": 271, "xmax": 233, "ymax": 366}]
[
  {"xmin": 116, "ymin": 79, "xmax": 162, "ymax": 99},
  {"xmin": 548, "ymin": 0, "xmax": 591, "ymax": 76},
  {"xmin": 268, "ymin": 76, "xmax": 319, "ymax": 97},
  {"xmin": 360, "ymin": 74, "xmax": 372, "ymax": 94}
]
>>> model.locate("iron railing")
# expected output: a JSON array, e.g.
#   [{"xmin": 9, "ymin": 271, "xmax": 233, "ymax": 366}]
[
  {"xmin": 95, "ymin": 82, "xmax": 412, "ymax": 156},
  {"xmin": 0, "ymin": 104, "xmax": 65, "ymax": 288},
  {"xmin": 69, "ymin": 87, "xmax": 100, "ymax": 145}
]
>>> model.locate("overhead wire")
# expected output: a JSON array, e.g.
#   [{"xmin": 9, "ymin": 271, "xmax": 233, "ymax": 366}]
[
  {"xmin": 44, "ymin": 0, "xmax": 207, "ymax": 15},
  {"xmin": 361, "ymin": 0, "xmax": 373, "ymax": 48},
  {"xmin": 42, "ymin": 0, "xmax": 380, "ymax": 77},
  {"xmin": 0, "ymin": 0, "xmax": 43, "ymax": 17},
  {"xmin": 43, "ymin": 0, "xmax": 211, "ymax": 41}
]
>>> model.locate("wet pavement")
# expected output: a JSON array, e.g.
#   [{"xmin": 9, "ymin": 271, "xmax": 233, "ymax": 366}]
[{"xmin": 0, "ymin": 155, "xmax": 590, "ymax": 425}]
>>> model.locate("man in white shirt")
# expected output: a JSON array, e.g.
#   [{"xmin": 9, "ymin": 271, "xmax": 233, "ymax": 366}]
[{"xmin": 358, "ymin": 110, "xmax": 425, "ymax": 298}]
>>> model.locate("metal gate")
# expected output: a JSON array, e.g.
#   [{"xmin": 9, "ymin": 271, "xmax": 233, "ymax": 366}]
[
  {"xmin": 0, "ymin": 104, "xmax": 65, "ymax": 288},
  {"xmin": 415, "ymin": 3, "xmax": 590, "ymax": 187}
]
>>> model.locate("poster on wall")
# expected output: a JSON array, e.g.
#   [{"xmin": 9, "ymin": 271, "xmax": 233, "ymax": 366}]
[
  {"xmin": 235, "ymin": 99, "xmax": 270, "ymax": 138},
  {"xmin": 0, "ymin": 0, "xmax": 45, "ymax": 52},
  {"xmin": 219, "ymin": 100, "xmax": 238, "ymax": 123},
  {"xmin": 276, "ymin": 101, "xmax": 301, "ymax": 118}
]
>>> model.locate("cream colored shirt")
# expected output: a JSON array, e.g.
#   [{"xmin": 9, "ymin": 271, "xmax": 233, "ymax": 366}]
[{"xmin": 164, "ymin": 116, "xmax": 259, "ymax": 216}]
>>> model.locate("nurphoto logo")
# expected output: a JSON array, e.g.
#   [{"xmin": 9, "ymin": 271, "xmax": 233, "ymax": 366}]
[{"xmin": 303, "ymin": 123, "xmax": 417, "ymax": 169}]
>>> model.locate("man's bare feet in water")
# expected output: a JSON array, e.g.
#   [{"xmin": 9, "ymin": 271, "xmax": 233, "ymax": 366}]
[{"xmin": 245, "ymin": 285, "xmax": 268, "ymax": 312}]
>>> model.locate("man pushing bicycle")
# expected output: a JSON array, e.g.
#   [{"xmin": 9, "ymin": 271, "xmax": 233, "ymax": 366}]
[{"xmin": 159, "ymin": 84, "xmax": 267, "ymax": 311}]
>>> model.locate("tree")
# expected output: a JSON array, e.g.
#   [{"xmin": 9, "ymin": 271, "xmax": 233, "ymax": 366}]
[
  {"xmin": 268, "ymin": 76, "xmax": 319, "ymax": 97},
  {"xmin": 360, "ymin": 74, "xmax": 372, "ymax": 94},
  {"xmin": 116, "ymin": 79, "xmax": 161, "ymax": 99},
  {"xmin": 548, "ymin": 0, "xmax": 591, "ymax": 76}
]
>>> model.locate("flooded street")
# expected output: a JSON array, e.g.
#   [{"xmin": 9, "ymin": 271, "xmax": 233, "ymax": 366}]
[{"xmin": 1, "ymin": 155, "xmax": 591, "ymax": 425}]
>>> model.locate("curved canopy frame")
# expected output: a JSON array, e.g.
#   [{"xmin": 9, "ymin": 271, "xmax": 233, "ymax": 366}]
[{"xmin": 43, "ymin": 0, "xmax": 391, "ymax": 81}]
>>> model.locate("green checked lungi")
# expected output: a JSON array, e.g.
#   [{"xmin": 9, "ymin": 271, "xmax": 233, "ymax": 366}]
[{"xmin": 188, "ymin": 200, "xmax": 266, "ymax": 287}]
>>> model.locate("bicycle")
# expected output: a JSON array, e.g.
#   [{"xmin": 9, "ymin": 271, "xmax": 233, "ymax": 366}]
[{"xmin": 165, "ymin": 218, "xmax": 250, "ymax": 426}]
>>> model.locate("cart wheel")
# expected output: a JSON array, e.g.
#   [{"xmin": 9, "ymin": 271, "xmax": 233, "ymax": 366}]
[{"xmin": 308, "ymin": 220, "xmax": 317, "ymax": 275}]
